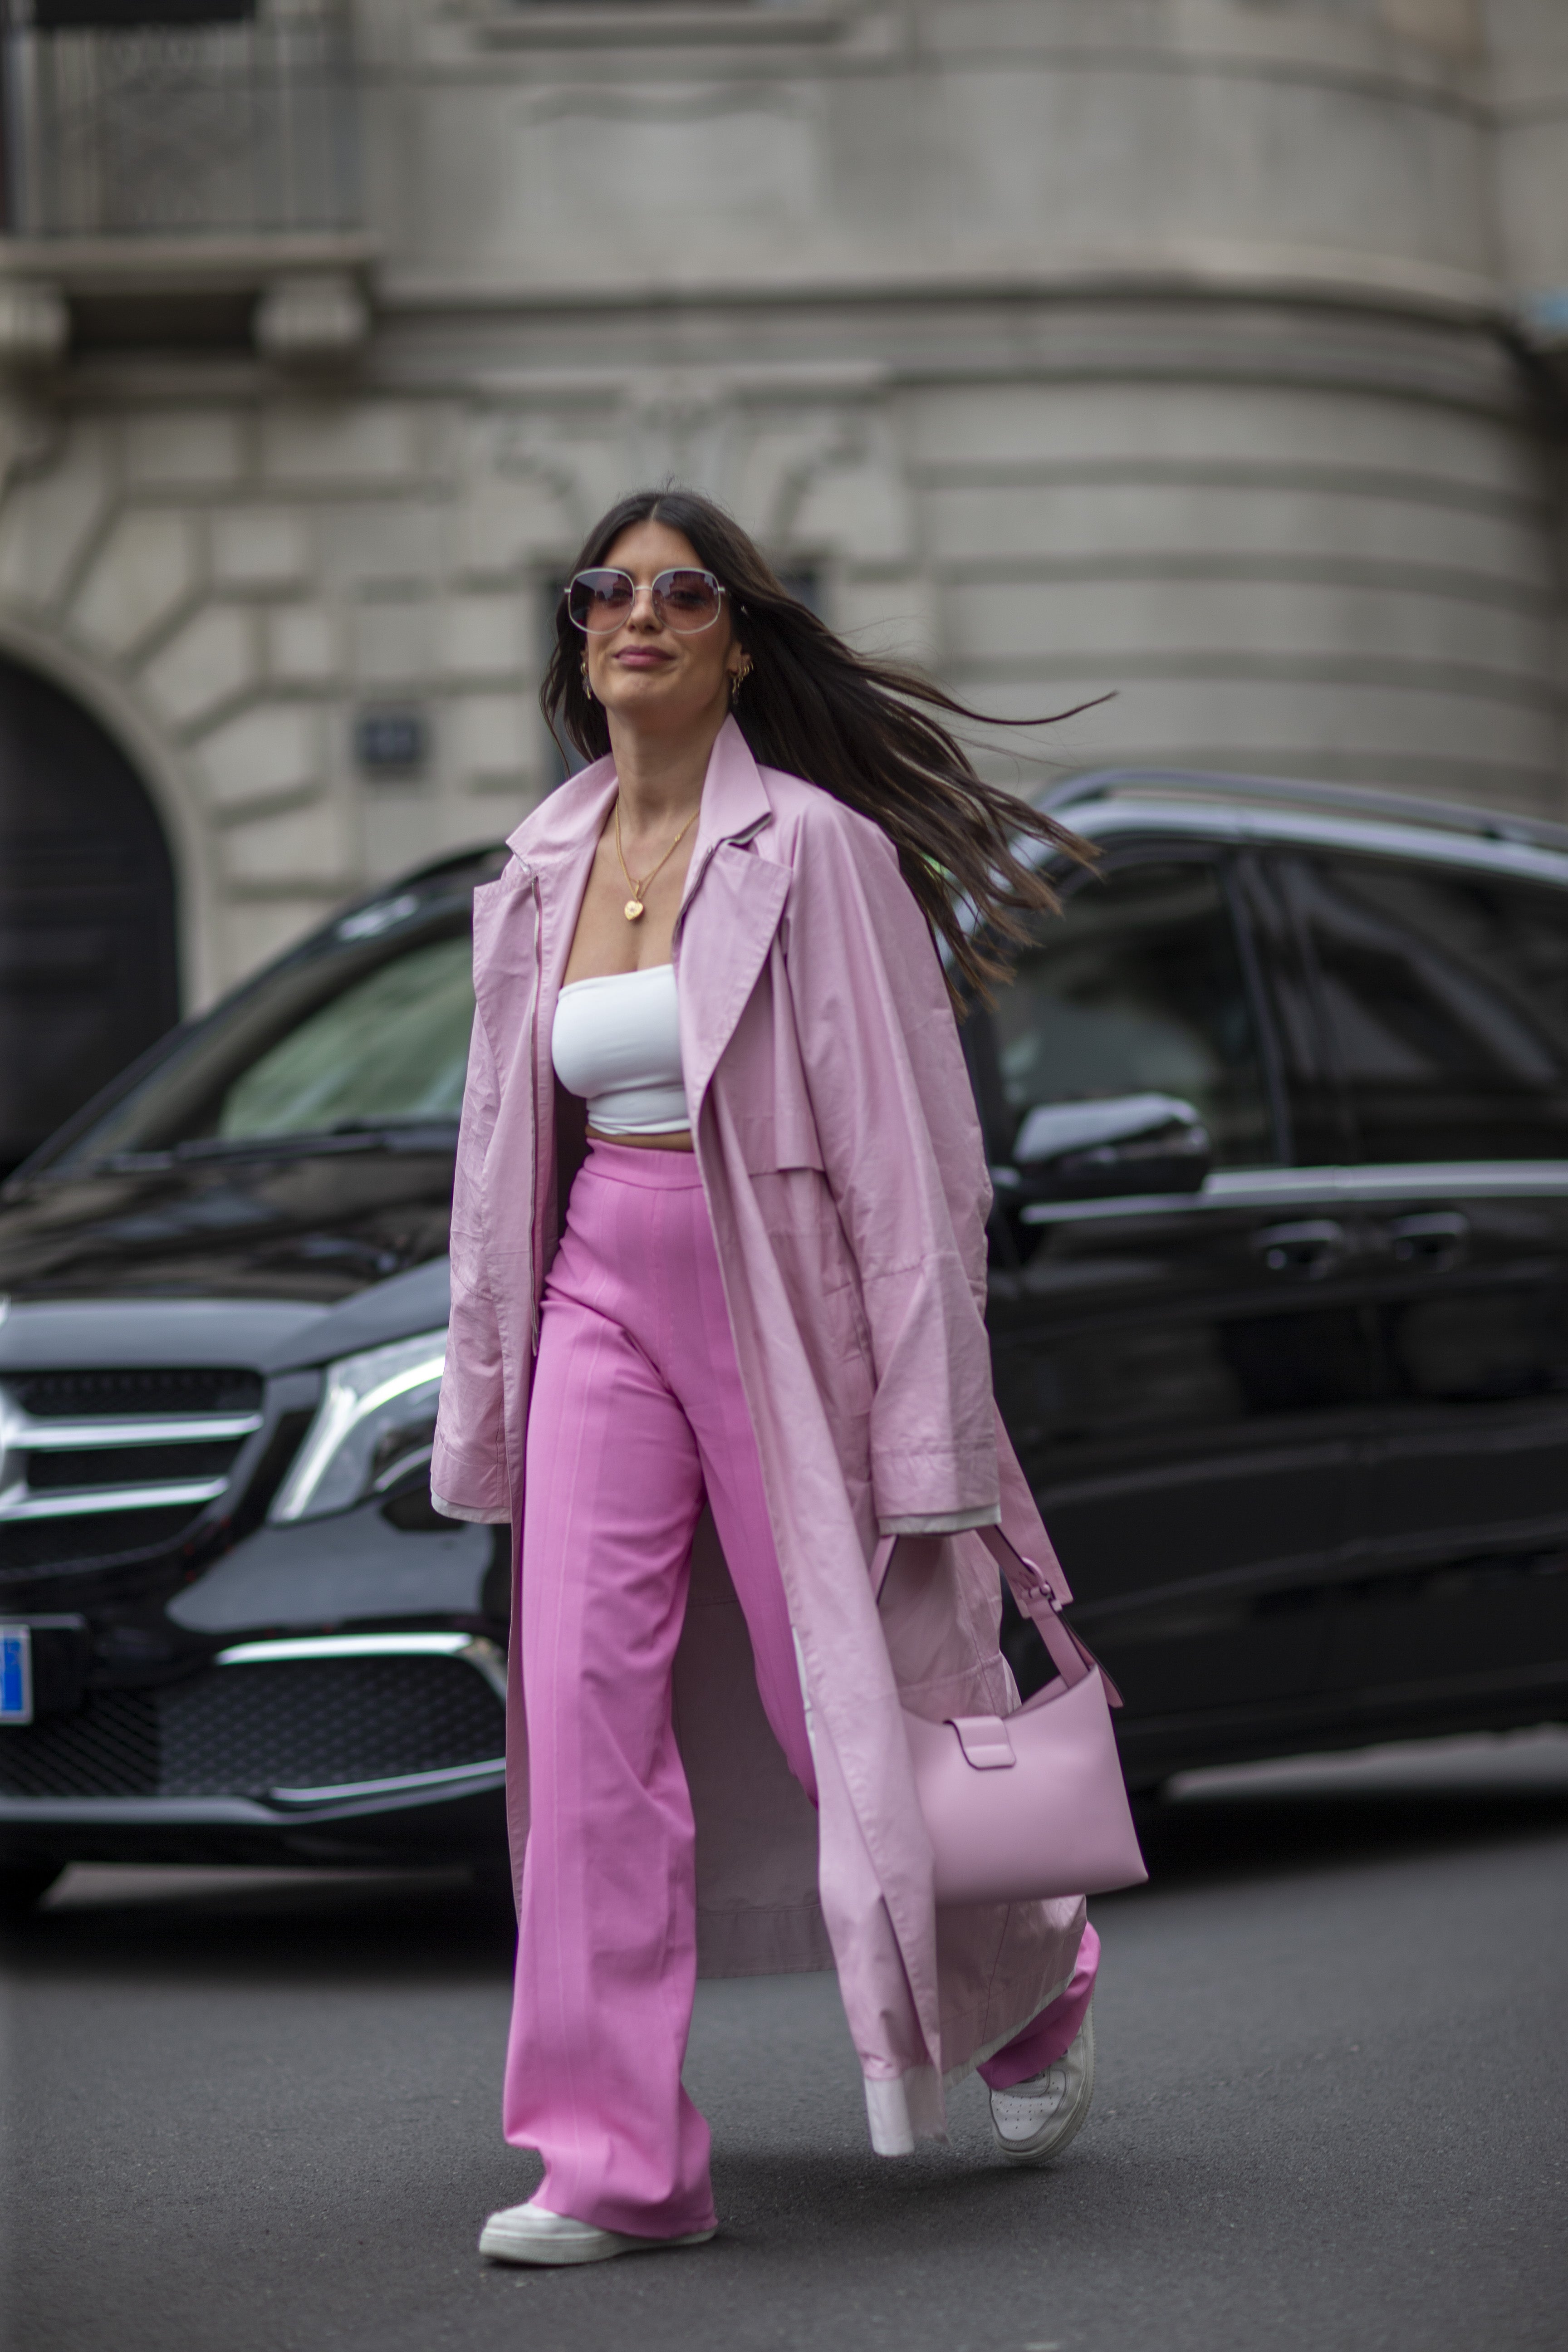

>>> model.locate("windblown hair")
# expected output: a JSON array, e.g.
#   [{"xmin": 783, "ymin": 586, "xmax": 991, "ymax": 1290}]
[{"xmin": 541, "ymin": 487, "xmax": 1098, "ymax": 998}]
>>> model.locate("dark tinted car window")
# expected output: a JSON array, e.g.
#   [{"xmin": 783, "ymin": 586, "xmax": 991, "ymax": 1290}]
[
  {"xmin": 1292, "ymin": 854, "xmax": 1568, "ymax": 1163},
  {"xmin": 36, "ymin": 888, "xmax": 480, "ymax": 1173},
  {"xmin": 989, "ymin": 858, "xmax": 1274, "ymax": 1168}
]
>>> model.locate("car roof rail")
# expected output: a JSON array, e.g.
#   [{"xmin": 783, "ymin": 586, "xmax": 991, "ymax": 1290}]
[{"xmin": 1042, "ymin": 767, "xmax": 1568, "ymax": 858}]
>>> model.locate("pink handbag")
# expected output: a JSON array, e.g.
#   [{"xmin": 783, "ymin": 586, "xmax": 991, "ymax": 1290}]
[{"xmin": 875, "ymin": 1523, "xmax": 1148, "ymax": 1907}]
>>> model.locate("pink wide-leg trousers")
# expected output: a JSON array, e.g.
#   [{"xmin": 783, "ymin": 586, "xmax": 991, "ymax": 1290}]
[{"xmin": 504, "ymin": 1137, "xmax": 1097, "ymax": 2236}]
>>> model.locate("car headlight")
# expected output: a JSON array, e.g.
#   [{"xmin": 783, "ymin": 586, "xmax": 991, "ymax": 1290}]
[{"xmin": 270, "ymin": 1329, "xmax": 447, "ymax": 1523}]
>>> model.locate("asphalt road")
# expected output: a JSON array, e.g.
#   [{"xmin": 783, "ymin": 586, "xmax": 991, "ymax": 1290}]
[{"xmin": 4, "ymin": 1731, "xmax": 1565, "ymax": 2352}]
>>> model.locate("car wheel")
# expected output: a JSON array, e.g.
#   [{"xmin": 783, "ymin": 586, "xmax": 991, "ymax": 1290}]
[{"xmin": 0, "ymin": 1860, "xmax": 66, "ymax": 1920}]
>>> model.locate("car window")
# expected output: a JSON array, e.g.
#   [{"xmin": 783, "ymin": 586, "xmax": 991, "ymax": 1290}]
[
  {"xmin": 40, "ymin": 902, "xmax": 478, "ymax": 1169},
  {"xmin": 1289, "ymin": 854, "xmax": 1568, "ymax": 1162},
  {"xmin": 987, "ymin": 858, "xmax": 1275, "ymax": 1169},
  {"xmin": 216, "ymin": 932, "xmax": 475, "ymax": 1140}
]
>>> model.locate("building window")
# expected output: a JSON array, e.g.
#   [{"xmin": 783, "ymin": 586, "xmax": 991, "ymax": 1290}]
[{"xmin": 2, "ymin": 0, "xmax": 357, "ymax": 239}]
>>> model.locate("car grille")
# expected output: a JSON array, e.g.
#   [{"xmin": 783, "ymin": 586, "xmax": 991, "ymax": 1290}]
[
  {"xmin": 27, "ymin": 1441, "xmax": 243, "ymax": 1491},
  {"xmin": 11, "ymin": 1370, "xmax": 264, "ymax": 1418},
  {"xmin": 0, "ymin": 1367, "xmax": 264, "ymax": 1574},
  {"xmin": 0, "ymin": 1654, "xmax": 505, "ymax": 1800},
  {"xmin": 0, "ymin": 1689, "xmax": 160, "ymax": 1796}
]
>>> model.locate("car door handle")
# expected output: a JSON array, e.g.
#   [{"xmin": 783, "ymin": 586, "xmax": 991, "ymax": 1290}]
[
  {"xmin": 1384, "ymin": 1211, "xmax": 1469, "ymax": 1271},
  {"xmin": 1252, "ymin": 1219, "xmax": 1348, "ymax": 1279}
]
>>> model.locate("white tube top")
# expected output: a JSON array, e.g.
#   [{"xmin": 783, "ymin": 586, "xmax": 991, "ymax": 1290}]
[{"xmin": 552, "ymin": 964, "xmax": 689, "ymax": 1136}]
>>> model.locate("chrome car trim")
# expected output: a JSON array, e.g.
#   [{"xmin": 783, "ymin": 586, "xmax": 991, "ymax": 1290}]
[
  {"xmin": 12, "ymin": 1414, "xmax": 263, "ymax": 1450},
  {"xmin": 267, "ymin": 1758, "xmax": 506, "ymax": 1809},
  {"xmin": 0, "ymin": 1479, "xmax": 231, "ymax": 1519},
  {"xmin": 215, "ymin": 1630, "xmax": 509, "ymax": 1705},
  {"xmin": 1016, "ymin": 1161, "xmax": 1568, "ymax": 1226},
  {"xmin": 1207, "ymin": 1164, "xmax": 1568, "ymax": 1205},
  {"xmin": 0, "ymin": 1390, "xmax": 262, "ymax": 1529}
]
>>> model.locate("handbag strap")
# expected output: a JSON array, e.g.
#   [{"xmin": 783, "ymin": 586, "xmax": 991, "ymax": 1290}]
[{"xmin": 872, "ymin": 1521, "xmax": 1123, "ymax": 1709}]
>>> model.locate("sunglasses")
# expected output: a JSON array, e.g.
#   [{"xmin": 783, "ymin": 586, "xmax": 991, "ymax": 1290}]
[{"xmin": 565, "ymin": 567, "xmax": 727, "ymax": 636}]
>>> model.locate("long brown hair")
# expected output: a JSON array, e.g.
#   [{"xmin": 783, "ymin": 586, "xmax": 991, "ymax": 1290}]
[{"xmin": 541, "ymin": 487, "xmax": 1098, "ymax": 997}]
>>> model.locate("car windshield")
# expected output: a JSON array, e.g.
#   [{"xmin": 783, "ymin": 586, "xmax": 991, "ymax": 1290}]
[
  {"xmin": 38, "ymin": 889, "xmax": 481, "ymax": 1173},
  {"xmin": 217, "ymin": 935, "xmax": 474, "ymax": 1141}
]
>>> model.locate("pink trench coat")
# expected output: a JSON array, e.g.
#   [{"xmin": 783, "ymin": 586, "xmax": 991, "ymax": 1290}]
[{"xmin": 430, "ymin": 716, "xmax": 1087, "ymax": 2155}]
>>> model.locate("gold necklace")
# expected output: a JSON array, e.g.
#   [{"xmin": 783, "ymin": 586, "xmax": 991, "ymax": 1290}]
[{"xmin": 613, "ymin": 796, "xmax": 701, "ymax": 922}]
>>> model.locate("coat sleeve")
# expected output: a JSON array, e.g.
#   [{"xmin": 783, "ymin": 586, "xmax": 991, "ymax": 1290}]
[
  {"xmin": 782, "ymin": 804, "xmax": 1000, "ymax": 1533},
  {"xmin": 430, "ymin": 1006, "xmax": 512, "ymax": 1525}
]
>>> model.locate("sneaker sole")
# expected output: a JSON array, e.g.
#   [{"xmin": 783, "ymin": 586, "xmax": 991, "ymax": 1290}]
[{"xmin": 479, "ymin": 2221, "xmax": 716, "ymax": 2267}]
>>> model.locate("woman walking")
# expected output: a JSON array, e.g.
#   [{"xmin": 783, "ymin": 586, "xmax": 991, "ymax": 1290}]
[{"xmin": 431, "ymin": 487, "xmax": 1102, "ymax": 2265}]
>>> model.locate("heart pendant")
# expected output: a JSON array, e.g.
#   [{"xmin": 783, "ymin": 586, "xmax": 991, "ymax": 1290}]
[{"xmin": 623, "ymin": 898, "xmax": 644, "ymax": 921}]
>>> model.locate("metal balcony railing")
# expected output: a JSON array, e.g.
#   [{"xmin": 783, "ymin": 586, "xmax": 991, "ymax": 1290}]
[{"xmin": 1, "ymin": 0, "xmax": 358, "ymax": 240}]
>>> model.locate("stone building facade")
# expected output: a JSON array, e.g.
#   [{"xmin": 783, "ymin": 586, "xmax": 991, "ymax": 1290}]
[{"xmin": 1, "ymin": 0, "xmax": 1567, "ymax": 1144}]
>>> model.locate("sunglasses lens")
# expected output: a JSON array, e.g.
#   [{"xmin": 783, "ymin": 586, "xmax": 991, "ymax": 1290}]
[
  {"xmin": 655, "ymin": 570, "xmax": 723, "ymax": 632},
  {"xmin": 567, "ymin": 567, "xmax": 723, "ymax": 633},
  {"xmin": 568, "ymin": 571, "xmax": 634, "ymax": 631}
]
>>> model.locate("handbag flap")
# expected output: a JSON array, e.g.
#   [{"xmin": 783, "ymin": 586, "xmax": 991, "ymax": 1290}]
[{"xmin": 946, "ymin": 1715, "xmax": 1016, "ymax": 1770}]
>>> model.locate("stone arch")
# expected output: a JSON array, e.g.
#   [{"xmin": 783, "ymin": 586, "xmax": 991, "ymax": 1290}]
[
  {"xmin": 0, "ymin": 648, "xmax": 183, "ymax": 1173},
  {"xmin": 0, "ymin": 609, "xmax": 216, "ymax": 995}
]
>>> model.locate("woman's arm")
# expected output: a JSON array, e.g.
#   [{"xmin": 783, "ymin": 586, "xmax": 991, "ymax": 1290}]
[
  {"xmin": 430, "ymin": 1008, "xmax": 512, "ymax": 1526},
  {"xmin": 783, "ymin": 802, "xmax": 1000, "ymax": 1536}
]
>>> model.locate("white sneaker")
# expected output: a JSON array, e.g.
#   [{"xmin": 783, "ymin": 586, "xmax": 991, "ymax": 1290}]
[
  {"xmin": 987, "ymin": 2001, "xmax": 1095, "ymax": 2165},
  {"xmin": 478, "ymin": 2198, "xmax": 717, "ymax": 2267}
]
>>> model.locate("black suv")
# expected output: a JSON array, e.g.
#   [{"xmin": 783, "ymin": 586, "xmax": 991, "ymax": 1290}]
[{"xmin": 2, "ymin": 772, "xmax": 1566, "ymax": 1909}]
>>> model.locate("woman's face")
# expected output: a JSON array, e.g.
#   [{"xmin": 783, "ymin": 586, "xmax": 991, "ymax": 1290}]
[{"xmin": 580, "ymin": 519, "xmax": 745, "ymax": 740}]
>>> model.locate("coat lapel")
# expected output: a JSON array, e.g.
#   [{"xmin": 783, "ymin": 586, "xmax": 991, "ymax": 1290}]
[{"xmin": 676, "ymin": 719, "xmax": 786, "ymax": 1123}]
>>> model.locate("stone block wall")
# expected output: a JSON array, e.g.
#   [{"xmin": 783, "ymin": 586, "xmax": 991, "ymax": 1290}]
[
  {"xmin": 0, "ymin": 309, "xmax": 1561, "ymax": 1013},
  {"xmin": 0, "ymin": 371, "xmax": 944, "ymax": 1009},
  {"xmin": 0, "ymin": 395, "xmax": 525, "ymax": 1006},
  {"xmin": 1, "ymin": 0, "xmax": 1565, "ymax": 1023},
  {"xmin": 912, "ymin": 353, "xmax": 1562, "ymax": 807}
]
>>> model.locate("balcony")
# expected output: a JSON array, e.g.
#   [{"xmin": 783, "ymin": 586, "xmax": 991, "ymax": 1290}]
[{"xmin": 0, "ymin": 0, "xmax": 371, "ymax": 363}]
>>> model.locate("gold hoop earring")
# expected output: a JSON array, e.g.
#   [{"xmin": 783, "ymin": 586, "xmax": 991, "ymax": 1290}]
[
  {"xmin": 579, "ymin": 654, "xmax": 594, "ymax": 703},
  {"xmin": 730, "ymin": 656, "xmax": 753, "ymax": 706}
]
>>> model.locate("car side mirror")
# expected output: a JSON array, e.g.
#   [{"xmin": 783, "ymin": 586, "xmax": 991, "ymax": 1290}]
[{"xmin": 994, "ymin": 1093, "xmax": 1213, "ymax": 1203}]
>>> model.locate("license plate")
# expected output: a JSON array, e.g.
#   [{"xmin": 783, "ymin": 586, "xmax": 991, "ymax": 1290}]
[{"xmin": 0, "ymin": 1624, "xmax": 33, "ymax": 1725}]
